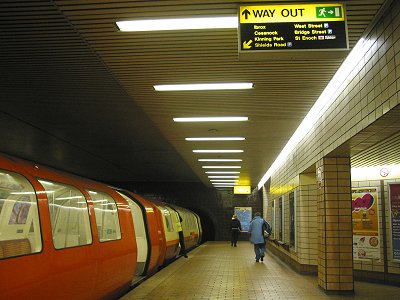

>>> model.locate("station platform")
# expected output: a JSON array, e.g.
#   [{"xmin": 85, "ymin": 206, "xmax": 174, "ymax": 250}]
[{"xmin": 121, "ymin": 241, "xmax": 400, "ymax": 299}]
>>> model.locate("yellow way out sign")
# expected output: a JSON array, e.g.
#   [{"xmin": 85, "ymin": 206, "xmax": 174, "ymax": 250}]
[
  {"xmin": 240, "ymin": 3, "xmax": 345, "ymax": 23},
  {"xmin": 238, "ymin": 3, "xmax": 348, "ymax": 58}
]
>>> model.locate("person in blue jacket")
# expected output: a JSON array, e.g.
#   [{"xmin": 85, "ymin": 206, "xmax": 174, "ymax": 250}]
[{"xmin": 248, "ymin": 212, "xmax": 269, "ymax": 262}]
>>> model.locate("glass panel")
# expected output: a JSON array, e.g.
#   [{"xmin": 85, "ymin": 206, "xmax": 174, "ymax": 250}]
[
  {"xmin": 39, "ymin": 180, "xmax": 92, "ymax": 249},
  {"xmin": 87, "ymin": 190, "xmax": 121, "ymax": 242},
  {"xmin": 0, "ymin": 170, "xmax": 42, "ymax": 259},
  {"xmin": 278, "ymin": 197, "xmax": 283, "ymax": 241},
  {"xmin": 161, "ymin": 207, "xmax": 174, "ymax": 232},
  {"xmin": 272, "ymin": 200, "xmax": 275, "ymax": 238},
  {"xmin": 289, "ymin": 191, "xmax": 295, "ymax": 247}
]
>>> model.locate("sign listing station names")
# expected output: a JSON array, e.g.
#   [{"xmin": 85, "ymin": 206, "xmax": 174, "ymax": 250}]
[{"xmin": 239, "ymin": 3, "xmax": 348, "ymax": 52}]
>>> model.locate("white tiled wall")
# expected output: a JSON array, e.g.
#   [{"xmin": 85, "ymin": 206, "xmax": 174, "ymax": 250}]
[
  {"xmin": 263, "ymin": 2, "xmax": 400, "ymax": 277},
  {"xmin": 268, "ymin": 3, "xmax": 400, "ymax": 190}
]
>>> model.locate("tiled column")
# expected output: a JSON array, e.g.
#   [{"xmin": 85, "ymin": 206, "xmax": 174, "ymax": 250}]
[{"xmin": 316, "ymin": 157, "xmax": 354, "ymax": 292}]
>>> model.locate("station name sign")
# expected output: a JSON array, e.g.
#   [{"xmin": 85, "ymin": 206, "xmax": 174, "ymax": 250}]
[{"xmin": 239, "ymin": 3, "xmax": 348, "ymax": 58}]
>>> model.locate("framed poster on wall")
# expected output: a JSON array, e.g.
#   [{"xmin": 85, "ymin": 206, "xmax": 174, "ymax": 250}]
[
  {"xmin": 234, "ymin": 207, "xmax": 252, "ymax": 232},
  {"xmin": 389, "ymin": 183, "xmax": 400, "ymax": 262},
  {"xmin": 352, "ymin": 187, "xmax": 380, "ymax": 260}
]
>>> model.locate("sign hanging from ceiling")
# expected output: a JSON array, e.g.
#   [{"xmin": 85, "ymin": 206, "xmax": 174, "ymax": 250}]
[
  {"xmin": 238, "ymin": 3, "xmax": 348, "ymax": 59},
  {"xmin": 234, "ymin": 185, "xmax": 251, "ymax": 195}
]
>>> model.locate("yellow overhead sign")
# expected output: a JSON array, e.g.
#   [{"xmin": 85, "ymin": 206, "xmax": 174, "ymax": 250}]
[
  {"xmin": 234, "ymin": 186, "xmax": 251, "ymax": 195},
  {"xmin": 238, "ymin": 2, "xmax": 348, "ymax": 56},
  {"xmin": 240, "ymin": 3, "xmax": 345, "ymax": 23}
]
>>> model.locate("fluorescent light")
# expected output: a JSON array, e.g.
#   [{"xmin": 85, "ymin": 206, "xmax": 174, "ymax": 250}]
[
  {"xmin": 55, "ymin": 196, "xmax": 83, "ymax": 201},
  {"xmin": 186, "ymin": 137, "xmax": 245, "ymax": 141},
  {"xmin": 202, "ymin": 166, "xmax": 241, "ymax": 169},
  {"xmin": 210, "ymin": 179, "xmax": 238, "ymax": 182},
  {"xmin": 205, "ymin": 171, "xmax": 240, "ymax": 174},
  {"xmin": 208, "ymin": 176, "xmax": 239, "ymax": 178},
  {"xmin": 257, "ymin": 38, "xmax": 371, "ymax": 189},
  {"xmin": 215, "ymin": 186, "xmax": 234, "ymax": 188},
  {"xmin": 199, "ymin": 159, "xmax": 242, "ymax": 162},
  {"xmin": 193, "ymin": 150, "xmax": 243, "ymax": 153},
  {"xmin": 174, "ymin": 117, "xmax": 248, "ymax": 122},
  {"xmin": 212, "ymin": 183, "xmax": 235, "ymax": 185},
  {"xmin": 154, "ymin": 83, "xmax": 253, "ymax": 91},
  {"xmin": 10, "ymin": 192, "xmax": 35, "ymax": 195},
  {"xmin": 116, "ymin": 16, "xmax": 237, "ymax": 32}
]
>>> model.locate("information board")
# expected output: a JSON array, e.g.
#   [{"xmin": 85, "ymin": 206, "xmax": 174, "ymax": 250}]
[
  {"xmin": 239, "ymin": 3, "xmax": 348, "ymax": 59},
  {"xmin": 235, "ymin": 207, "xmax": 252, "ymax": 232}
]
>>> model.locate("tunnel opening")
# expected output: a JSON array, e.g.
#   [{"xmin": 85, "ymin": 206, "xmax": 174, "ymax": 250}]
[{"xmin": 191, "ymin": 208, "xmax": 215, "ymax": 243}]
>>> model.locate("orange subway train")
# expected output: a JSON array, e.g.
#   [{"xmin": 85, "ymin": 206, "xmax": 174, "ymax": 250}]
[{"xmin": 0, "ymin": 153, "xmax": 202, "ymax": 299}]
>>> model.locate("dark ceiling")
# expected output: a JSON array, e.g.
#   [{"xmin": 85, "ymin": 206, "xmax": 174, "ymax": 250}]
[{"xmin": 0, "ymin": 0, "xmax": 389, "ymax": 186}]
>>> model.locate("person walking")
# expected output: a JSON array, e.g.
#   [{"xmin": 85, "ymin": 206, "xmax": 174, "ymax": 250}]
[
  {"xmin": 248, "ymin": 212, "xmax": 269, "ymax": 262},
  {"xmin": 231, "ymin": 214, "xmax": 242, "ymax": 247}
]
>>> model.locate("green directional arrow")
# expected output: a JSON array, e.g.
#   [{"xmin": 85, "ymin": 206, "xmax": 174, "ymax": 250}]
[{"xmin": 316, "ymin": 6, "xmax": 342, "ymax": 18}]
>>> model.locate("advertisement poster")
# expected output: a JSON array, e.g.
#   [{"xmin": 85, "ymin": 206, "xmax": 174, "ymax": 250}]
[
  {"xmin": 389, "ymin": 184, "xmax": 400, "ymax": 262},
  {"xmin": 9, "ymin": 198, "xmax": 31, "ymax": 225},
  {"xmin": 235, "ymin": 207, "xmax": 252, "ymax": 232},
  {"xmin": 352, "ymin": 187, "xmax": 380, "ymax": 260}
]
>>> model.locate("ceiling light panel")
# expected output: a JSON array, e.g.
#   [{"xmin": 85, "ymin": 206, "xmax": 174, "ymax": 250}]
[
  {"xmin": 208, "ymin": 176, "xmax": 239, "ymax": 178},
  {"xmin": 193, "ymin": 150, "xmax": 243, "ymax": 153},
  {"xmin": 186, "ymin": 137, "xmax": 245, "ymax": 141},
  {"xmin": 202, "ymin": 166, "xmax": 241, "ymax": 169},
  {"xmin": 116, "ymin": 16, "xmax": 237, "ymax": 32},
  {"xmin": 205, "ymin": 171, "xmax": 240, "ymax": 174},
  {"xmin": 210, "ymin": 179, "xmax": 238, "ymax": 182},
  {"xmin": 173, "ymin": 117, "xmax": 248, "ymax": 122},
  {"xmin": 155, "ymin": 83, "xmax": 253, "ymax": 91},
  {"xmin": 199, "ymin": 159, "xmax": 242, "ymax": 162}
]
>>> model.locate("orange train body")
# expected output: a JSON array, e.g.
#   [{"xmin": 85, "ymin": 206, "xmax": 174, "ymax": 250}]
[{"xmin": 0, "ymin": 153, "xmax": 202, "ymax": 299}]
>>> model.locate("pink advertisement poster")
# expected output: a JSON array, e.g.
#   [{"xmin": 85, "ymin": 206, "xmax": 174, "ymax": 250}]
[{"xmin": 352, "ymin": 187, "xmax": 380, "ymax": 260}]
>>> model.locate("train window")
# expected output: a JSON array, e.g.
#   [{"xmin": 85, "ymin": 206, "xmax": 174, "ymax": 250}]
[
  {"xmin": 161, "ymin": 207, "xmax": 174, "ymax": 232},
  {"xmin": 87, "ymin": 190, "xmax": 121, "ymax": 242},
  {"xmin": 0, "ymin": 170, "xmax": 42, "ymax": 259},
  {"xmin": 38, "ymin": 180, "xmax": 92, "ymax": 249}
]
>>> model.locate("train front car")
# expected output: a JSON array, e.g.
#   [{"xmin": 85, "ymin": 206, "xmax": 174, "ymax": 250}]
[{"xmin": 0, "ymin": 154, "xmax": 137, "ymax": 300}]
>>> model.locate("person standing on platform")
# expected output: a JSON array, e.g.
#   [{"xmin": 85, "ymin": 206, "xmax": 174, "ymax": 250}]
[
  {"xmin": 176, "ymin": 215, "xmax": 188, "ymax": 258},
  {"xmin": 231, "ymin": 214, "xmax": 242, "ymax": 247},
  {"xmin": 248, "ymin": 212, "xmax": 268, "ymax": 262}
]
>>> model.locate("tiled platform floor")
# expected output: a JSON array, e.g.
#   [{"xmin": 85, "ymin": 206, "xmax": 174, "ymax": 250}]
[{"xmin": 121, "ymin": 241, "xmax": 400, "ymax": 299}]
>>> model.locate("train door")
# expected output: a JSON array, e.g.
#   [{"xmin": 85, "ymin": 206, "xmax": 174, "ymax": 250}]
[
  {"xmin": 117, "ymin": 192, "xmax": 148, "ymax": 277},
  {"xmin": 194, "ymin": 212, "xmax": 203, "ymax": 244},
  {"xmin": 157, "ymin": 205, "xmax": 180, "ymax": 261}
]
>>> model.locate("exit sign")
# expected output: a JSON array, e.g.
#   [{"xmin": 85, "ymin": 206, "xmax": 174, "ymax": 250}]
[{"xmin": 239, "ymin": 3, "xmax": 348, "ymax": 59}]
